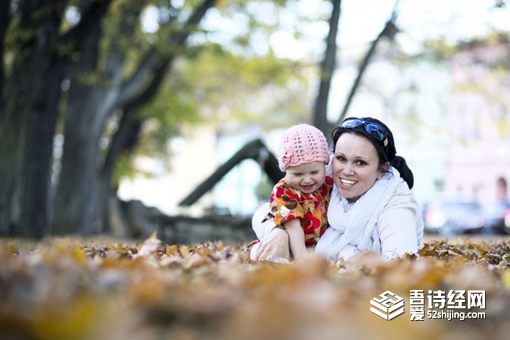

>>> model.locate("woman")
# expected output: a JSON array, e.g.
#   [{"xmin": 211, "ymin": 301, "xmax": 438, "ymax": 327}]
[{"xmin": 252, "ymin": 117, "xmax": 423, "ymax": 262}]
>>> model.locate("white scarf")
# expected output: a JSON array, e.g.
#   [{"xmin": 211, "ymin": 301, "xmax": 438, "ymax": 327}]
[{"xmin": 315, "ymin": 167, "xmax": 402, "ymax": 261}]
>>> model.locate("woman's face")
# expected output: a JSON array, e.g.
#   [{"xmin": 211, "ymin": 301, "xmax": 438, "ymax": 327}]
[{"xmin": 332, "ymin": 133, "xmax": 387, "ymax": 202}]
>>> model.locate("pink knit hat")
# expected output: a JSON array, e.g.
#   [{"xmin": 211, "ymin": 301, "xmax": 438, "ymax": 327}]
[{"xmin": 278, "ymin": 124, "xmax": 330, "ymax": 171}]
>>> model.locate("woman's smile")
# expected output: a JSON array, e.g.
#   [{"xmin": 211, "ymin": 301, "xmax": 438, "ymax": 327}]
[{"xmin": 339, "ymin": 177, "xmax": 357, "ymax": 187}]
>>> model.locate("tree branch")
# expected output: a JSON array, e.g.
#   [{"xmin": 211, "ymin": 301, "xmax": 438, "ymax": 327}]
[
  {"xmin": 117, "ymin": 0, "xmax": 218, "ymax": 106},
  {"xmin": 337, "ymin": 1, "xmax": 399, "ymax": 123},
  {"xmin": 179, "ymin": 139, "xmax": 284, "ymax": 206}
]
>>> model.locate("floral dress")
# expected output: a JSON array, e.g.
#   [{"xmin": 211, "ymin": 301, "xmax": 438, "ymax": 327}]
[{"xmin": 268, "ymin": 176, "xmax": 333, "ymax": 247}]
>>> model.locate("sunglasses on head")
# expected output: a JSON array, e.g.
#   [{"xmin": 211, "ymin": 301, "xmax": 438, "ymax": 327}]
[{"xmin": 340, "ymin": 117, "xmax": 388, "ymax": 147}]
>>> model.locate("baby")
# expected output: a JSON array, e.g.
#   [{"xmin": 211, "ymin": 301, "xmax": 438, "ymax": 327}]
[{"xmin": 251, "ymin": 124, "xmax": 333, "ymax": 260}]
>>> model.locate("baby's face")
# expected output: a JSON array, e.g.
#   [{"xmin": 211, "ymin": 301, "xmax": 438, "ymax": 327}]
[{"xmin": 285, "ymin": 161, "xmax": 326, "ymax": 194}]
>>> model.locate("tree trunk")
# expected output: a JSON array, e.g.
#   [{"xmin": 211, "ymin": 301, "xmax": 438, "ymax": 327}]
[
  {"xmin": 52, "ymin": 64, "xmax": 125, "ymax": 234},
  {"xmin": 0, "ymin": 94, "xmax": 25, "ymax": 235},
  {"xmin": 53, "ymin": 0, "xmax": 218, "ymax": 235},
  {"xmin": 312, "ymin": 0, "xmax": 341, "ymax": 135},
  {"xmin": 0, "ymin": 1, "xmax": 67, "ymax": 237},
  {"xmin": 21, "ymin": 63, "xmax": 66, "ymax": 238},
  {"xmin": 99, "ymin": 112, "xmax": 142, "ymax": 233},
  {"xmin": 0, "ymin": 1, "xmax": 12, "ymax": 234},
  {"xmin": 0, "ymin": 0, "xmax": 10, "ymax": 115},
  {"xmin": 1, "ymin": 0, "xmax": 113, "ymax": 237},
  {"xmin": 51, "ymin": 1, "xmax": 129, "ymax": 235}
]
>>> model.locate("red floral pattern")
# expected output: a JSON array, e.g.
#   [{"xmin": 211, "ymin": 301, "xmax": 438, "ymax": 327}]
[{"xmin": 269, "ymin": 176, "xmax": 333, "ymax": 247}]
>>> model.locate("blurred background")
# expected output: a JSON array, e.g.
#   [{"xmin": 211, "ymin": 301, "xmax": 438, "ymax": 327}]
[{"xmin": 1, "ymin": 0, "xmax": 510, "ymax": 241}]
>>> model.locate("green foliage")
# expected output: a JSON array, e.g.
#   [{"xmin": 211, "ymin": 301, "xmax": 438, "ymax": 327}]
[
  {"xmin": 107, "ymin": 0, "xmax": 317, "ymax": 181},
  {"xmin": 184, "ymin": 45, "xmax": 311, "ymax": 125},
  {"xmin": 115, "ymin": 42, "xmax": 311, "ymax": 181}
]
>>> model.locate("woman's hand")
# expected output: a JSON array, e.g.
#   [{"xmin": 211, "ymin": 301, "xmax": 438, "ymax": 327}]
[{"xmin": 255, "ymin": 227, "xmax": 290, "ymax": 261}]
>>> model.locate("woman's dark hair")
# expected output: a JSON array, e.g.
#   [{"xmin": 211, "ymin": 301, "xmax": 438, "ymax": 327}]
[{"xmin": 331, "ymin": 116, "xmax": 414, "ymax": 189}]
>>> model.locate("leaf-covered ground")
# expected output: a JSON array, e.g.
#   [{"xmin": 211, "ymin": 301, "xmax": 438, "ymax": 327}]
[{"xmin": 1, "ymin": 234, "xmax": 509, "ymax": 340}]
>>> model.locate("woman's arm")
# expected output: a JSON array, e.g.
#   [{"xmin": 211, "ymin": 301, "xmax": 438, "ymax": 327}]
[
  {"xmin": 251, "ymin": 203, "xmax": 276, "ymax": 240},
  {"xmin": 253, "ymin": 227, "xmax": 290, "ymax": 261},
  {"xmin": 378, "ymin": 182, "xmax": 424, "ymax": 259},
  {"xmin": 251, "ymin": 203, "xmax": 292, "ymax": 261}
]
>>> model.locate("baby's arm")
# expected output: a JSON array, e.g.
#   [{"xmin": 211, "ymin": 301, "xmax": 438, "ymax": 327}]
[{"xmin": 284, "ymin": 219, "xmax": 307, "ymax": 259}]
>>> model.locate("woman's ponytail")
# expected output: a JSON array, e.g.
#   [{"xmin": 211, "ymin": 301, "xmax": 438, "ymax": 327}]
[{"xmin": 392, "ymin": 156, "xmax": 414, "ymax": 189}]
